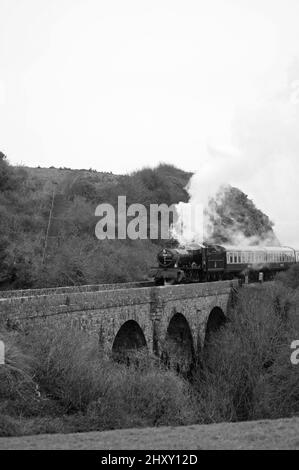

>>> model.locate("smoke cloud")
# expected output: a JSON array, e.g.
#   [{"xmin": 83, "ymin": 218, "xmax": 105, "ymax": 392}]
[{"xmin": 173, "ymin": 60, "xmax": 299, "ymax": 248}]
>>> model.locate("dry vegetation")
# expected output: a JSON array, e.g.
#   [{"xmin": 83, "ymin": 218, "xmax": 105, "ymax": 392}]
[
  {"xmin": 1, "ymin": 273, "xmax": 299, "ymax": 438},
  {"xmin": 1, "ymin": 152, "xmax": 298, "ymax": 440},
  {"xmin": 0, "ymin": 152, "xmax": 275, "ymax": 289}
]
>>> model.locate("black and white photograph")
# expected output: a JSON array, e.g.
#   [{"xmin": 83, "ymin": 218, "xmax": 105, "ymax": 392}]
[{"xmin": 0, "ymin": 0, "xmax": 299, "ymax": 456}]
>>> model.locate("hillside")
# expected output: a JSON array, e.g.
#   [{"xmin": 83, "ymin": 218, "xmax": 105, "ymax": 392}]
[
  {"xmin": 0, "ymin": 153, "xmax": 277, "ymax": 289},
  {"xmin": 22, "ymin": 166, "xmax": 120, "ymax": 192}
]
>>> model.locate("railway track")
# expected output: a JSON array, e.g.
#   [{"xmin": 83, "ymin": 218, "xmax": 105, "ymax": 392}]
[
  {"xmin": 0, "ymin": 280, "xmax": 156, "ymax": 299},
  {"xmin": 0, "ymin": 277, "xmax": 267, "ymax": 300}
]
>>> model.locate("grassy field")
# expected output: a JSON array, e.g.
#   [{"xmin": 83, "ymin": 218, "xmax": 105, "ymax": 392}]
[{"xmin": 0, "ymin": 417, "xmax": 298, "ymax": 450}]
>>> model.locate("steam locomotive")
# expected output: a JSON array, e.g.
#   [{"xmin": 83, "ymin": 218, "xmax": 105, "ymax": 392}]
[{"xmin": 153, "ymin": 243, "xmax": 299, "ymax": 285}]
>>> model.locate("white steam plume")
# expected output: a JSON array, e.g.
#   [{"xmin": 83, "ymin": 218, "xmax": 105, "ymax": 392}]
[{"xmin": 172, "ymin": 60, "xmax": 299, "ymax": 248}]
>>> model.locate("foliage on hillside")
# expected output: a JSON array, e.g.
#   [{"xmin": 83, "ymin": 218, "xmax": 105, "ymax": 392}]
[
  {"xmin": 0, "ymin": 153, "xmax": 278, "ymax": 289},
  {"xmin": 208, "ymin": 186, "xmax": 278, "ymax": 245}
]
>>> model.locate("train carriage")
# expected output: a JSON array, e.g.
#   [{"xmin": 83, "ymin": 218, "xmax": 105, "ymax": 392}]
[{"xmin": 153, "ymin": 243, "xmax": 299, "ymax": 285}]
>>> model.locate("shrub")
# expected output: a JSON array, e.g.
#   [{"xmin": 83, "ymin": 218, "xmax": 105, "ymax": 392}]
[
  {"xmin": 20, "ymin": 323, "xmax": 193, "ymax": 430},
  {"xmin": 276, "ymin": 264, "xmax": 299, "ymax": 289},
  {"xmin": 20, "ymin": 324, "xmax": 108, "ymax": 412},
  {"xmin": 87, "ymin": 362, "xmax": 193, "ymax": 429},
  {"xmin": 0, "ymin": 414, "xmax": 21, "ymax": 437},
  {"xmin": 0, "ymin": 329, "xmax": 40, "ymax": 418},
  {"xmin": 252, "ymin": 344, "xmax": 299, "ymax": 419},
  {"xmin": 192, "ymin": 283, "xmax": 299, "ymax": 422}
]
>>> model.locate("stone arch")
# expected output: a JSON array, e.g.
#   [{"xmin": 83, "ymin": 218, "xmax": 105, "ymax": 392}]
[
  {"xmin": 204, "ymin": 306, "xmax": 226, "ymax": 348},
  {"xmin": 162, "ymin": 312, "xmax": 195, "ymax": 376},
  {"xmin": 112, "ymin": 320, "xmax": 147, "ymax": 362}
]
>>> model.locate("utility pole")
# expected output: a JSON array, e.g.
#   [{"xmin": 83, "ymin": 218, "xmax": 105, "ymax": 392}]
[{"xmin": 42, "ymin": 183, "xmax": 57, "ymax": 264}]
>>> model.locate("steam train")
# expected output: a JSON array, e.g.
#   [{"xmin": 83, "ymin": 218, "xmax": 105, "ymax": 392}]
[{"xmin": 153, "ymin": 243, "xmax": 299, "ymax": 285}]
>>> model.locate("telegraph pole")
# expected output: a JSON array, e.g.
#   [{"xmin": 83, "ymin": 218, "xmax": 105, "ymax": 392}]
[{"xmin": 42, "ymin": 183, "xmax": 57, "ymax": 264}]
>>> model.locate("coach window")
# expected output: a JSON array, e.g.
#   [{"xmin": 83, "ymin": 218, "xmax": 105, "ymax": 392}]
[
  {"xmin": 238, "ymin": 254, "xmax": 241, "ymax": 263},
  {"xmin": 234, "ymin": 253, "xmax": 238, "ymax": 263}
]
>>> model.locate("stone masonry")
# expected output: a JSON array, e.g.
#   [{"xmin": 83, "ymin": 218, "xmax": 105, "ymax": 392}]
[{"xmin": 0, "ymin": 280, "xmax": 239, "ymax": 361}]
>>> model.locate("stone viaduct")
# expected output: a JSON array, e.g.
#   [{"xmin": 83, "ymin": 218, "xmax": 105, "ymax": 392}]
[{"xmin": 0, "ymin": 280, "xmax": 239, "ymax": 372}]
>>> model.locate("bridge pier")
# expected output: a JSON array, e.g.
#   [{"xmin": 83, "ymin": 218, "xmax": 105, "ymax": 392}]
[{"xmin": 0, "ymin": 280, "xmax": 239, "ymax": 367}]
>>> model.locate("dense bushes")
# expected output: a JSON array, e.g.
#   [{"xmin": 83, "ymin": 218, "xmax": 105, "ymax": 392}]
[
  {"xmin": 0, "ymin": 161, "xmax": 190, "ymax": 289},
  {"xmin": 192, "ymin": 283, "xmax": 299, "ymax": 423},
  {"xmin": 0, "ymin": 324, "xmax": 193, "ymax": 436},
  {"xmin": 0, "ymin": 281, "xmax": 299, "ymax": 437},
  {"xmin": 209, "ymin": 186, "xmax": 277, "ymax": 244},
  {"xmin": 0, "ymin": 328, "xmax": 40, "ymax": 421},
  {"xmin": 276, "ymin": 264, "xmax": 299, "ymax": 289}
]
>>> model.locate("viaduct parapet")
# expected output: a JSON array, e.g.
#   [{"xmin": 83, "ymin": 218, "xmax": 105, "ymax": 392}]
[{"xmin": 0, "ymin": 280, "xmax": 239, "ymax": 371}]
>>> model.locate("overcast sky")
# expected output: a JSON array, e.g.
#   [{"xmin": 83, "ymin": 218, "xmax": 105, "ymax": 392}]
[
  {"xmin": 1, "ymin": 0, "xmax": 299, "ymax": 244},
  {"xmin": 1, "ymin": 0, "xmax": 298, "ymax": 174}
]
